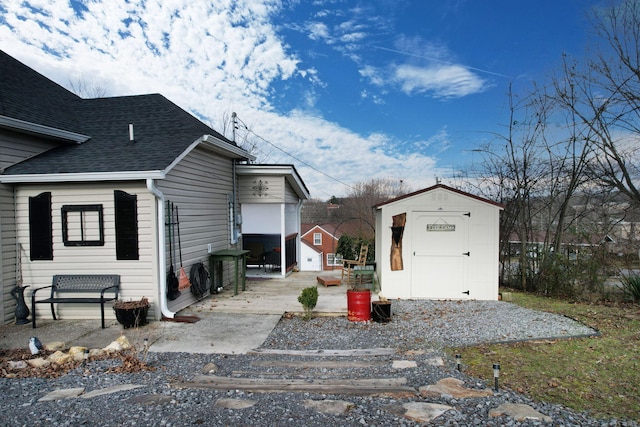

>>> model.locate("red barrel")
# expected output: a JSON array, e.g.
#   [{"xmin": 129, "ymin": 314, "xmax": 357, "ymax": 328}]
[{"xmin": 347, "ymin": 289, "xmax": 371, "ymax": 322}]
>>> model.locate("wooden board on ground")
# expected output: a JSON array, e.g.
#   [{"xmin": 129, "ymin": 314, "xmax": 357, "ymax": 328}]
[
  {"xmin": 248, "ymin": 348, "xmax": 395, "ymax": 357},
  {"xmin": 171, "ymin": 375, "xmax": 416, "ymax": 396},
  {"xmin": 250, "ymin": 359, "xmax": 386, "ymax": 368}
]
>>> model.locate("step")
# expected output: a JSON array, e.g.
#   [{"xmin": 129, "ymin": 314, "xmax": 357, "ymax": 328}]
[
  {"xmin": 248, "ymin": 348, "xmax": 395, "ymax": 357},
  {"xmin": 172, "ymin": 375, "xmax": 416, "ymax": 397}
]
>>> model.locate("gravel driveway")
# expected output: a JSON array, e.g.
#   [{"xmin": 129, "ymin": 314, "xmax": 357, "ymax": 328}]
[{"xmin": 3, "ymin": 300, "xmax": 635, "ymax": 427}]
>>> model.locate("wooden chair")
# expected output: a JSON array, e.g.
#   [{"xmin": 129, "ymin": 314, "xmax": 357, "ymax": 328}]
[{"xmin": 341, "ymin": 245, "xmax": 369, "ymax": 284}]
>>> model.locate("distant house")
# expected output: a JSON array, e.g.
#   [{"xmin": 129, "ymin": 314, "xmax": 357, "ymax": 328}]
[
  {"xmin": 0, "ymin": 51, "xmax": 308, "ymax": 324},
  {"xmin": 300, "ymin": 240, "xmax": 323, "ymax": 271},
  {"xmin": 300, "ymin": 224, "xmax": 343, "ymax": 272},
  {"xmin": 374, "ymin": 184, "xmax": 503, "ymax": 300}
]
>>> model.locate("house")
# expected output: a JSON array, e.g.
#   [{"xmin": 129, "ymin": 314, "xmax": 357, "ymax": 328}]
[
  {"xmin": 300, "ymin": 239, "xmax": 323, "ymax": 271},
  {"xmin": 374, "ymin": 184, "xmax": 503, "ymax": 300},
  {"xmin": 0, "ymin": 51, "xmax": 308, "ymax": 324},
  {"xmin": 300, "ymin": 223, "xmax": 343, "ymax": 272}
]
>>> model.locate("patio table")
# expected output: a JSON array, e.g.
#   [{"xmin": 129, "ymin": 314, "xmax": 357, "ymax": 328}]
[{"xmin": 209, "ymin": 249, "xmax": 250, "ymax": 296}]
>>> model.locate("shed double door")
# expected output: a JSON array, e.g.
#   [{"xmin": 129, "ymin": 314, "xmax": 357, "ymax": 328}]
[{"xmin": 411, "ymin": 211, "xmax": 470, "ymax": 299}]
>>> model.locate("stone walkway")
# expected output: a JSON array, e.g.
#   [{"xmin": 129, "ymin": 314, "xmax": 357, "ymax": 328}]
[{"xmin": 30, "ymin": 336, "xmax": 552, "ymax": 424}]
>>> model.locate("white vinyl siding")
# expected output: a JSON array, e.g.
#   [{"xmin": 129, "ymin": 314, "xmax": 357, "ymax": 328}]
[
  {"xmin": 157, "ymin": 145, "xmax": 237, "ymax": 313},
  {"xmin": 1, "ymin": 131, "xmax": 61, "ymax": 323},
  {"xmin": 284, "ymin": 180, "xmax": 299, "ymax": 203},
  {"xmin": 16, "ymin": 182, "xmax": 154, "ymax": 321},
  {"xmin": 0, "ymin": 183, "xmax": 15, "ymax": 323},
  {"xmin": 238, "ymin": 175, "xmax": 286, "ymax": 203},
  {"xmin": 0, "ymin": 130, "xmax": 60, "ymax": 170}
]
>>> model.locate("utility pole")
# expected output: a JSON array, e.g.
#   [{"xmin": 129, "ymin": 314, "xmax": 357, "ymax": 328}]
[{"xmin": 231, "ymin": 112, "xmax": 237, "ymax": 142}]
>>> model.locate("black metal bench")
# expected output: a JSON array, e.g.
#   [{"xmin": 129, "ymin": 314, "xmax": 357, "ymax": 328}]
[{"xmin": 31, "ymin": 275, "xmax": 120, "ymax": 329}]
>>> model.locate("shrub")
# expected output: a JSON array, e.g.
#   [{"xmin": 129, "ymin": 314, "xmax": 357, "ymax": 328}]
[
  {"xmin": 298, "ymin": 286, "xmax": 318, "ymax": 320},
  {"xmin": 619, "ymin": 274, "xmax": 640, "ymax": 303}
]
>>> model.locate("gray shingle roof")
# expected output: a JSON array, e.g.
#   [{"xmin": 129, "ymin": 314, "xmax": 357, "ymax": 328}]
[
  {"xmin": 0, "ymin": 51, "xmax": 83, "ymax": 133},
  {"xmin": 1, "ymin": 50, "xmax": 240, "ymax": 175}
]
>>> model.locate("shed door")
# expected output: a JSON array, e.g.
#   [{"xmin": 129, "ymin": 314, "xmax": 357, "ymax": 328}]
[{"xmin": 411, "ymin": 212, "xmax": 470, "ymax": 298}]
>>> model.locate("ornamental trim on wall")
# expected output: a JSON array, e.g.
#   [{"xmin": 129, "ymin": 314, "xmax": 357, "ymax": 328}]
[{"xmin": 252, "ymin": 179, "xmax": 269, "ymax": 197}]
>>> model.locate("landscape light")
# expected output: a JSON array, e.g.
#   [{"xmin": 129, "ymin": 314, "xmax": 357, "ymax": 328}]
[
  {"xmin": 455, "ymin": 354, "xmax": 462, "ymax": 371},
  {"xmin": 493, "ymin": 363, "xmax": 500, "ymax": 391}
]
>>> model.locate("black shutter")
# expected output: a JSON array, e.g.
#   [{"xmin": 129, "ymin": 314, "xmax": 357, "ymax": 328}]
[
  {"xmin": 114, "ymin": 190, "xmax": 139, "ymax": 260},
  {"xmin": 29, "ymin": 192, "xmax": 53, "ymax": 260}
]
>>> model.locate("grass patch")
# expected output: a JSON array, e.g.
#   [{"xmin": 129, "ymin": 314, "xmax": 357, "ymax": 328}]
[{"xmin": 448, "ymin": 293, "xmax": 640, "ymax": 422}]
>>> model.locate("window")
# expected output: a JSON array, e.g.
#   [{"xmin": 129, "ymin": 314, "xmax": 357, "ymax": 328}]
[
  {"xmin": 61, "ymin": 204, "xmax": 104, "ymax": 246},
  {"xmin": 327, "ymin": 253, "xmax": 343, "ymax": 266},
  {"xmin": 29, "ymin": 192, "xmax": 53, "ymax": 260},
  {"xmin": 114, "ymin": 190, "xmax": 139, "ymax": 260},
  {"xmin": 313, "ymin": 233, "xmax": 322, "ymax": 245}
]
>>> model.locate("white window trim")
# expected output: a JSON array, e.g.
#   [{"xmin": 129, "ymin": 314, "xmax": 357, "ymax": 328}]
[{"xmin": 327, "ymin": 253, "xmax": 342, "ymax": 266}]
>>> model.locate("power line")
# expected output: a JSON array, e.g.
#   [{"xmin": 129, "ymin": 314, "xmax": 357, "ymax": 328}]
[
  {"xmin": 233, "ymin": 114, "xmax": 354, "ymax": 191},
  {"xmin": 373, "ymin": 45, "xmax": 511, "ymax": 79}
]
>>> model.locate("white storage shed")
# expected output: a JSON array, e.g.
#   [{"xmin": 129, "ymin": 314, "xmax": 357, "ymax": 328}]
[{"xmin": 374, "ymin": 184, "xmax": 503, "ymax": 300}]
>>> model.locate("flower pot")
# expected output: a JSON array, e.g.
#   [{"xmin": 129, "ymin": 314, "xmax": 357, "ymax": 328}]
[
  {"xmin": 347, "ymin": 289, "xmax": 371, "ymax": 322},
  {"xmin": 372, "ymin": 300, "xmax": 392, "ymax": 323},
  {"xmin": 113, "ymin": 298, "xmax": 149, "ymax": 329}
]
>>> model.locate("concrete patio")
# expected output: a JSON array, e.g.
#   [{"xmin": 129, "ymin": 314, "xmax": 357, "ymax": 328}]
[
  {"xmin": 182, "ymin": 270, "xmax": 351, "ymax": 316},
  {"xmin": 0, "ymin": 270, "xmax": 355, "ymax": 354}
]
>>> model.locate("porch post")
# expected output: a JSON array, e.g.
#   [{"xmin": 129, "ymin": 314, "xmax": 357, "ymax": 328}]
[{"xmin": 280, "ymin": 203, "xmax": 286, "ymax": 276}]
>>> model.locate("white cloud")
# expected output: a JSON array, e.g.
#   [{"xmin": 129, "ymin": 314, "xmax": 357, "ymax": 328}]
[
  {"xmin": 394, "ymin": 63, "xmax": 486, "ymax": 98},
  {"xmin": 306, "ymin": 21, "xmax": 331, "ymax": 42},
  {"xmin": 233, "ymin": 109, "xmax": 442, "ymax": 198},
  {"xmin": 0, "ymin": 0, "xmax": 442, "ymax": 197},
  {"xmin": 358, "ymin": 65, "xmax": 385, "ymax": 86},
  {"xmin": 1, "ymin": 0, "xmax": 298, "ymax": 108},
  {"xmin": 414, "ymin": 127, "xmax": 452, "ymax": 154},
  {"xmin": 359, "ymin": 62, "xmax": 486, "ymax": 100}
]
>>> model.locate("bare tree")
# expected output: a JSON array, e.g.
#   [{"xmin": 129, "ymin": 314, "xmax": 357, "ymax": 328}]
[
  {"xmin": 465, "ymin": 1, "xmax": 640, "ymax": 296},
  {"xmin": 481, "ymin": 85, "xmax": 551, "ymax": 292},
  {"xmin": 555, "ymin": 0, "xmax": 640, "ymax": 206},
  {"xmin": 301, "ymin": 198, "xmax": 333, "ymax": 224},
  {"xmin": 335, "ymin": 178, "xmax": 408, "ymax": 240},
  {"xmin": 69, "ymin": 77, "xmax": 107, "ymax": 98},
  {"xmin": 548, "ymin": 69, "xmax": 596, "ymax": 254}
]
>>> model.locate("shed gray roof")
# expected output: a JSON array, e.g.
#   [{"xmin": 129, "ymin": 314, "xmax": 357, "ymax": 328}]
[{"xmin": 0, "ymin": 50, "xmax": 244, "ymax": 176}]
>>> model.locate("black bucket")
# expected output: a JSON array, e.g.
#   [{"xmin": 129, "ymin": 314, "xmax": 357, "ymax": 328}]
[{"xmin": 372, "ymin": 301, "xmax": 391, "ymax": 323}]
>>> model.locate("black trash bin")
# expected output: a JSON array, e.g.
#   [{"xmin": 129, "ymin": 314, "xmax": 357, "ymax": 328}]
[{"xmin": 372, "ymin": 300, "xmax": 392, "ymax": 323}]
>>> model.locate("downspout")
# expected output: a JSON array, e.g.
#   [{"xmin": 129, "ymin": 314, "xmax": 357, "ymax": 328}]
[
  {"xmin": 147, "ymin": 179, "xmax": 175, "ymax": 319},
  {"xmin": 232, "ymin": 159, "xmax": 239, "ymax": 245},
  {"xmin": 280, "ymin": 203, "xmax": 287, "ymax": 276},
  {"xmin": 296, "ymin": 199, "xmax": 303, "ymax": 271}
]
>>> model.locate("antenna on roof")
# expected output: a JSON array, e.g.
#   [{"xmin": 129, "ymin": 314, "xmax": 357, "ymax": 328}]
[{"xmin": 128, "ymin": 124, "xmax": 135, "ymax": 143}]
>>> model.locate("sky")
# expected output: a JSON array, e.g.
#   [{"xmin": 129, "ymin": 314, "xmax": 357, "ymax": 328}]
[{"xmin": 0, "ymin": 0, "xmax": 604, "ymax": 198}]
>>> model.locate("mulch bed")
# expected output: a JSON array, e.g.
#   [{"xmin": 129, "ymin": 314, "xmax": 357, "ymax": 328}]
[{"xmin": 0, "ymin": 348, "xmax": 155, "ymax": 379}]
